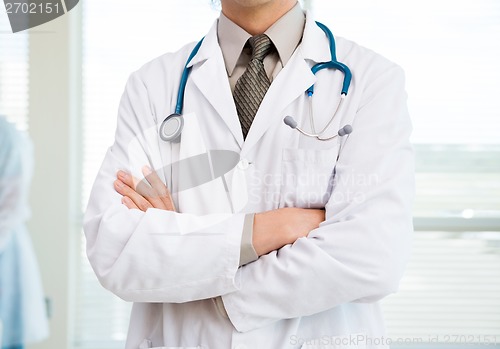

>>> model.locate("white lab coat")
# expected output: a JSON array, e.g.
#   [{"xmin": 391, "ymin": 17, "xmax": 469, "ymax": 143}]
[{"xmin": 84, "ymin": 12, "xmax": 414, "ymax": 349}]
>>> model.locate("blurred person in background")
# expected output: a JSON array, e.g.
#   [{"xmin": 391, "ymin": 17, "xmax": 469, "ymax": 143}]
[{"xmin": 0, "ymin": 116, "xmax": 48, "ymax": 349}]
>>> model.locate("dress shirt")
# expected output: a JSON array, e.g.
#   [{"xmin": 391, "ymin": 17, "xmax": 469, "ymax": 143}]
[{"xmin": 217, "ymin": 3, "xmax": 306, "ymax": 266}]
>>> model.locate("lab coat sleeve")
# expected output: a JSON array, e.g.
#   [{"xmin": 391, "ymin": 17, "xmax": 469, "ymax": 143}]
[
  {"xmin": 0, "ymin": 122, "xmax": 24, "ymax": 251},
  {"xmin": 222, "ymin": 65, "xmax": 415, "ymax": 332},
  {"xmin": 83, "ymin": 72, "xmax": 245, "ymax": 303}
]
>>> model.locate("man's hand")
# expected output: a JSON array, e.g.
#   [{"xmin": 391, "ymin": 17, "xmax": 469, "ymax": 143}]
[
  {"xmin": 114, "ymin": 166, "xmax": 175, "ymax": 211},
  {"xmin": 253, "ymin": 208, "xmax": 325, "ymax": 256}
]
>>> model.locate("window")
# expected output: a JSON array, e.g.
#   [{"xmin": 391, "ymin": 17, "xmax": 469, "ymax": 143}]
[
  {"xmin": 311, "ymin": 0, "xmax": 500, "ymax": 343},
  {"xmin": 77, "ymin": 1, "xmax": 500, "ymax": 347},
  {"xmin": 0, "ymin": 11, "xmax": 29, "ymax": 130}
]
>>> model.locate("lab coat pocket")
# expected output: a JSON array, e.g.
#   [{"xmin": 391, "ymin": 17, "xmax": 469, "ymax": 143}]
[{"xmin": 280, "ymin": 146, "xmax": 339, "ymax": 208}]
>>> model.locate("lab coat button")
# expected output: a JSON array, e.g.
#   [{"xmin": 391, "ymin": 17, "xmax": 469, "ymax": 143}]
[{"xmin": 238, "ymin": 158, "xmax": 249, "ymax": 170}]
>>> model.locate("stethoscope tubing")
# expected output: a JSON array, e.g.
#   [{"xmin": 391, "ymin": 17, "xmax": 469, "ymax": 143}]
[
  {"xmin": 175, "ymin": 38, "xmax": 205, "ymax": 115},
  {"xmin": 160, "ymin": 21, "xmax": 352, "ymax": 143}
]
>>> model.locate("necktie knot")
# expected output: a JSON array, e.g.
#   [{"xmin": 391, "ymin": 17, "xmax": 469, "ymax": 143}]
[{"xmin": 249, "ymin": 34, "xmax": 273, "ymax": 62}]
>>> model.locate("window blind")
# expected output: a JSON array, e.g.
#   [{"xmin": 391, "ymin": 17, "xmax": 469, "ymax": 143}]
[
  {"xmin": 77, "ymin": 1, "xmax": 500, "ymax": 347},
  {"xmin": 0, "ymin": 11, "xmax": 29, "ymax": 130},
  {"xmin": 382, "ymin": 231, "xmax": 500, "ymax": 344}
]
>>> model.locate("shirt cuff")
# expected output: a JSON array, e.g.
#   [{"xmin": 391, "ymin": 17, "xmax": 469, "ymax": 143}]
[{"xmin": 239, "ymin": 213, "xmax": 258, "ymax": 266}]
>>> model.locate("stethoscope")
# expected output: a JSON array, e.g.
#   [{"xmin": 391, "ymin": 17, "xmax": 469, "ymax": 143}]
[{"xmin": 159, "ymin": 21, "xmax": 353, "ymax": 143}]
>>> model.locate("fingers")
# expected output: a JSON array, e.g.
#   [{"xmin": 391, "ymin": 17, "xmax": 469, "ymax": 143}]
[
  {"xmin": 114, "ymin": 178, "xmax": 153, "ymax": 212},
  {"xmin": 142, "ymin": 166, "xmax": 176, "ymax": 211},
  {"xmin": 121, "ymin": 196, "xmax": 139, "ymax": 210},
  {"xmin": 117, "ymin": 169, "xmax": 136, "ymax": 189},
  {"xmin": 136, "ymin": 178, "xmax": 170, "ymax": 210},
  {"xmin": 116, "ymin": 170, "xmax": 166, "ymax": 210},
  {"xmin": 116, "ymin": 168, "xmax": 176, "ymax": 212}
]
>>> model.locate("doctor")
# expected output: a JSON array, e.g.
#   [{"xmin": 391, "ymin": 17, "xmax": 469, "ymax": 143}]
[{"xmin": 84, "ymin": 0, "xmax": 414, "ymax": 348}]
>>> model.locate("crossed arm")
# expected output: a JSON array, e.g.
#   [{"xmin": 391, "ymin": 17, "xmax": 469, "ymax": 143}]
[{"xmin": 114, "ymin": 166, "xmax": 325, "ymax": 257}]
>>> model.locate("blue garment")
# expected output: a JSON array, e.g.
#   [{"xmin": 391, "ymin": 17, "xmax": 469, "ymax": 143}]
[
  {"xmin": 3, "ymin": 345, "xmax": 24, "ymax": 349},
  {"xmin": 0, "ymin": 235, "xmax": 24, "ymax": 346},
  {"xmin": 0, "ymin": 117, "xmax": 48, "ymax": 347}
]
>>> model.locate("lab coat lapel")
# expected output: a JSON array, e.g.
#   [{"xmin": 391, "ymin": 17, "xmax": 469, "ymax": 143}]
[
  {"xmin": 188, "ymin": 22, "xmax": 244, "ymax": 148},
  {"xmin": 186, "ymin": 13, "xmax": 331, "ymax": 153},
  {"xmin": 241, "ymin": 12, "xmax": 332, "ymax": 155}
]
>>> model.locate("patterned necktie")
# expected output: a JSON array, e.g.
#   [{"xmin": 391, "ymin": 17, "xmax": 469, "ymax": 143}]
[{"xmin": 234, "ymin": 34, "xmax": 274, "ymax": 139}]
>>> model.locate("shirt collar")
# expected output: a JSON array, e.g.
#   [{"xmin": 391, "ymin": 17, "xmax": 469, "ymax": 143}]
[
  {"xmin": 265, "ymin": 3, "xmax": 305, "ymax": 68},
  {"xmin": 217, "ymin": 2, "xmax": 305, "ymax": 77}
]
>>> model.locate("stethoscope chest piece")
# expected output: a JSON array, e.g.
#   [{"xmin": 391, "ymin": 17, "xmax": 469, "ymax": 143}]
[{"xmin": 159, "ymin": 113, "xmax": 184, "ymax": 142}]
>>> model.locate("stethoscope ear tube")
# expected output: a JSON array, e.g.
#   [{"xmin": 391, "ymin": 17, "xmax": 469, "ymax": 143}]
[
  {"xmin": 307, "ymin": 62, "xmax": 351, "ymax": 96},
  {"xmin": 292, "ymin": 22, "xmax": 352, "ymax": 141},
  {"xmin": 306, "ymin": 22, "xmax": 352, "ymax": 97},
  {"xmin": 283, "ymin": 115, "xmax": 353, "ymax": 141}
]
